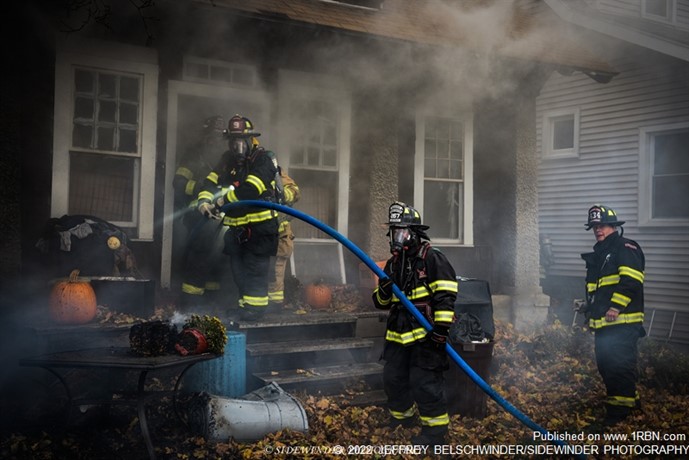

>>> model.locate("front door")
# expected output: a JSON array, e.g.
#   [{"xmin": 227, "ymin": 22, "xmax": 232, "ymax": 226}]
[{"xmin": 161, "ymin": 80, "xmax": 271, "ymax": 289}]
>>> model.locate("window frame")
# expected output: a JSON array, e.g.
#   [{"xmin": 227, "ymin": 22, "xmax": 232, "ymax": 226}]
[
  {"xmin": 639, "ymin": 121, "xmax": 689, "ymax": 227},
  {"xmin": 52, "ymin": 39, "xmax": 158, "ymax": 240},
  {"xmin": 641, "ymin": 0, "xmax": 676, "ymax": 25},
  {"xmin": 541, "ymin": 108, "xmax": 580, "ymax": 160},
  {"xmin": 413, "ymin": 111, "xmax": 474, "ymax": 246}
]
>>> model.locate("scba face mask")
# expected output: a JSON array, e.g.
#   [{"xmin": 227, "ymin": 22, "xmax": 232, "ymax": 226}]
[{"xmin": 390, "ymin": 227, "xmax": 414, "ymax": 255}]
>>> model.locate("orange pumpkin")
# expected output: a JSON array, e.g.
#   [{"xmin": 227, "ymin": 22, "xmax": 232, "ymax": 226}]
[
  {"xmin": 49, "ymin": 269, "xmax": 98, "ymax": 324},
  {"xmin": 305, "ymin": 282, "xmax": 332, "ymax": 310}
]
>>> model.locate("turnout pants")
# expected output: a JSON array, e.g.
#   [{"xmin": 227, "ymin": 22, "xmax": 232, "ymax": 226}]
[
  {"xmin": 383, "ymin": 340, "xmax": 450, "ymax": 436},
  {"xmin": 181, "ymin": 214, "xmax": 227, "ymax": 298},
  {"xmin": 268, "ymin": 222, "xmax": 294, "ymax": 304},
  {"xmin": 224, "ymin": 220, "xmax": 278, "ymax": 312},
  {"xmin": 594, "ymin": 324, "xmax": 642, "ymax": 415}
]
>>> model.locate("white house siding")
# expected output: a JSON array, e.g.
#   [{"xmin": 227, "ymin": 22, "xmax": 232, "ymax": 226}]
[{"xmin": 536, "ymin": 56, "xmax": 689, "ymax": 339}]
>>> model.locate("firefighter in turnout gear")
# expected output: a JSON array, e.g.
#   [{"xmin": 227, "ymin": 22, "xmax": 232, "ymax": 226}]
[
  {"xmin": 174, "ymin": 116, "xmax": 228, "ymax": 309},
  {"xmin": 197, "ymin": 115, "xmax": 279, "ymax": 320},
  {"xmin": 579, "ymin": 204, "xmax": 645, "ymax": 426},
  {"xmin": 372, "ymin": 202, "xmax": 457, "ymax": 447},
  {"xmin": 266, "ymin": 151, "xmax": 300, "ymax": 310}
]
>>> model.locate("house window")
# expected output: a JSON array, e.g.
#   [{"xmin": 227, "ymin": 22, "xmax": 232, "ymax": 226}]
[
  {"xmin": 52, "ymin": 39, "xmax": 158, "ymax": 240},
  {"xmin": 542, "ymin": 109, "xmax": 579, "ymax": 159},
  {"xmin": 415, "ymin": 114, "xmax": 473, "ymax": 245},
  {"xmin": 639, "ymin": 123, "xmax": 689, "ymax": 226},
  {"xmin": 642, "ymin": 0, "xmax": 675, "ymax": 23},
  {"xmin": 183, "ymin": 56, "xmax": 257, "ymax": 88}
]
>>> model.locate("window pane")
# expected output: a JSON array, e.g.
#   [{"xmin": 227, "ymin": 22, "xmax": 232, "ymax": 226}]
[
  {"xmin": 68, "ymin": 151, "xmax": 135, "ymax": 222},
  {"xmin": 425, "ymin": 159, "xmax": 436, "ymax": 178},
  {"xmin": 644, "ymin": 0, "xmax": 669, "ymax": 17},
  {"xmin": 437, "ymin": 139, "xmax": 449, "ymax": 159},
  {"xmin": 73, "ymin": 124, "xmax": 93, "ymax": 149},
  {"xmin": 653, "ymin": 175, "xmax": 689, "ymax": 218},
  {"xmin": 450, "ymin": 140, "xmax": 463, "ymax": 159},
  {"xmin": 74, "ymin": 97, "xmax": 94, "ymax": 120},
  {"xmin": 120, "ymin": 77, "xmax": 139, "ymax": 101},
  {"xmin": 186, "ymin": 62, "xmax": 208, "ymax": 79},
  {"xmin": 424, "ymin": 180, "xmax": 461, "ymax": 240},
  {"xmin": 654, "ymin": 132, "xmax": 689, "ymax": 174},
  {"xmin": 438, "ymin": 159, "xmax": 450, "ymax": 179},
  {"xmin": 119, "ymin": 102, "xmax": 138, "ymax": 124},
  {"xmin": 553, "ymin": 117, "xmax": 574, "ymax": 149},
  {"xmin": 99, "ymin": 100, "xmax": 117, "ymax": 122},
  {"xmin": 99, "ymin": 74, "xmax": 117, "ymax": 98},
  {"xmin": 323, "ymin": 148, "xmax": 337, "ymax": 167},
  {"xmin": 210, "ymin": 65, "xmax": 232, "ymax": 83},
  {"xmin": 289, "ymin": 169, "xmax": 338, "ymax": 238},
  {"xmin": 450, "ymin": 159, "xmax": 462, "ymax": 179},
  {"xmin": 450, "ymin": 121, "xmax": 463, "ymax": 140},
  {"xmin": 97, "ymin": 126, "xmax": 115, "ymax": 151},
  {"xmin": 118, "ymin": 128, "xmax": 138, "ymax": 153}
]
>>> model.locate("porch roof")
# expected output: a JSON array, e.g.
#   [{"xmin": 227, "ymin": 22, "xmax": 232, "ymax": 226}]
[{"xmin": 195, "ymin": 0, "xmax": 617, "ymax": 79}]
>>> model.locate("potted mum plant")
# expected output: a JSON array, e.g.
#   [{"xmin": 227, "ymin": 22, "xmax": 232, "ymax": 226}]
[{"xmin": 175, "ymin": 314, "xmax": 227, "ymax": 356}]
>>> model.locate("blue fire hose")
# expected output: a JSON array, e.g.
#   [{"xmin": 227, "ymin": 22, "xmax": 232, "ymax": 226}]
[{"xmin": 221, "ymin": 200, "xmax": 580, "ymax": 454}]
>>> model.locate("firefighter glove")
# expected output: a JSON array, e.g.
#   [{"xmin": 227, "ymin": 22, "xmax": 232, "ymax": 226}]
[
  {"xmin": 198, "ymin": 202, "xmax": 220, "ymax": 220},
  {"xmin": 378, "ymin": 277, "xmax": 393, "ymax": 298},
  {"xmin": 429, "ymin": 326, "xmax": 449, "ymax": 349}
]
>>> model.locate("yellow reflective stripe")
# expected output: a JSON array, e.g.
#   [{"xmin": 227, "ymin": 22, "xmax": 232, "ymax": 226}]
[
  {"xmin": 181, "ymin": 283, "xmax": 204, "ymax": 295},
  {"xmin": 283, "ymin": 187, "xmax": 296, "ymax": 204},
  {"xmin": 587, "ymin": 283, "xmax": 596, "ymax": 293},
  {"xmin": 185, "ymin": 180, "xmax": 196, "ymax": 196},
  {"xmin": 176, "ymin": 166, "xmax": 193, "ymax": 180},
  {"xmin": 375, "ymin": 288, "xmax": 392, "ymax": 305},
  {"xmin": 269, "ymin": 291, "xmax": 284, "ymax": 302},
  {"xmin": 227, "ymin": 188, "xmax": 238, "ymax": 203},
  {"xmin": 242, "ymin": 295, "xmax": 269, "ymax": 307},
  {"xmin": 198, "ymin": 191, "xmax": 214, "ymax": 202},
  {"xmin": 611, "ymin": 292, "xmax": 632, "ymax": 307},
  {"xmin": 278, "ymin": 220, "xmax": 289, "ymax": 232},
  {"xmin": 619, "ymin": 266, "xmax": 644, "ymax": 283},
  {"xmin": 606, "ymin": 395, "xmax": 636, "ymax": 408},
  {"xmin": 598, "ymin": 275, "xmax": 620, "ymax": 287},
  {"xmin": 589, "ymin": 312, "xmax": 644, "ymax": 329},
  {"xmin": 385, "ymin": 328, "xmax": 428, "ymax": 345},
  {"xmin": 223, "ymin": 210, "xmax": 276, "ymax": 226},
  {"xmin": 390, "ymin": 406, "xmax": 415, "ymax": 420},
  {"xmin": 434, "ymin": 310, "xmax": 454, "ymax": 323},
  {"xmin": 205, "ymin": 281, "xmax": 220, "ymax": 291},
  {"xmin": 430, "ymin": 279, "xmax": 458, "ymax": 293},
  {"xmin": 420, "ymin": 413, "xmax": 450, "ymax": 427},
  {"xmin": 246, "ymin": 174, "xmax": 267, "ymax": 194},
  {"xmin": 206, "ymin": 171, "xmax": 219, "ymax": 184}
]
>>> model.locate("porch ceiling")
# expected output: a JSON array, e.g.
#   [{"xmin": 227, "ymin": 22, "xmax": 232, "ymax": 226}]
[{"xmin": 195, "ymin": 0, "xmax": 617, "ymax": 78}]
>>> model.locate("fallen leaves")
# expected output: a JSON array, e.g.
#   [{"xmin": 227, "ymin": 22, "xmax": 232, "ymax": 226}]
[{"xmin": 3, "ymin": 321, "xmax": 689, "ymax": 459}]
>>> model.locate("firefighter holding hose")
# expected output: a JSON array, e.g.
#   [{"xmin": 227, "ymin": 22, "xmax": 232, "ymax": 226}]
[
  {"xmin": 372, "ymin": 202, "xmax": 458, "ymax": 447},
  {"xmin": 579, "ymin": 204, "xmax": 645, "ymax": 426},
  {"xmin": 196, "ymin": 115, "xmax": 279, "ymax": 320}
]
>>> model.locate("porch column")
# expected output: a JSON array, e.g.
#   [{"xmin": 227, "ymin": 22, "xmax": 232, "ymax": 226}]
[{"xmin": 507, "ymin": 90, "xmax": 550, "ymax": 332}]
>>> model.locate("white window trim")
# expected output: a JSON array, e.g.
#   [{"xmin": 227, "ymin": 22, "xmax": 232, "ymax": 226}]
[
  {"xmin": 51, "ymin": 38, "xmax": 158, "ymax": 240},
  {"xmin": 639, "ymin": 121, "xmax": 689, "ymax": 227},
  {"xmin": 541, "ymin": 107, "xmax": 580, "ymax": 160},
  {"xmin": 413, "ymin": 111, "xmax": 474, "ymax": 247},
  {"xmin": 641, "ymin": 0, "xmax": 677, "ymax": 25}
]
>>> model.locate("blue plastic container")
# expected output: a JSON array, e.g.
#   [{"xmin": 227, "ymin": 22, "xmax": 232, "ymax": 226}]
[{"xmin": 183, "ymin": 331, "xmax": 246, "ymax": 397}]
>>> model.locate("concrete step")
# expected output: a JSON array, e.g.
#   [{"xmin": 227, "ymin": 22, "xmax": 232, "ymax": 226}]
[
  {"xmin": 252, "ymin": 362, "xmax": 384, "ymax": 391},
  {"xmin": 246, "ymin": 337, "xmax": 375, "ymax": 357},
  {"xmin": 228, "ymin": 312, "xmax": 357, "ymax": 343}
]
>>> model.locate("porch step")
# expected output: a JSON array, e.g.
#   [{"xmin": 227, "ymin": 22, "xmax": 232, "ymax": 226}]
[
  {"xmin": 252, "ymin": 362, "xmax": 384, "ymax": 389},
  {"xmin": 246, "ymin": 337, "xmax": 375, "ymax": 357},
  {"xmin": 229, "ymin": 312, "xmax": 357, "ymax": 343}
]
